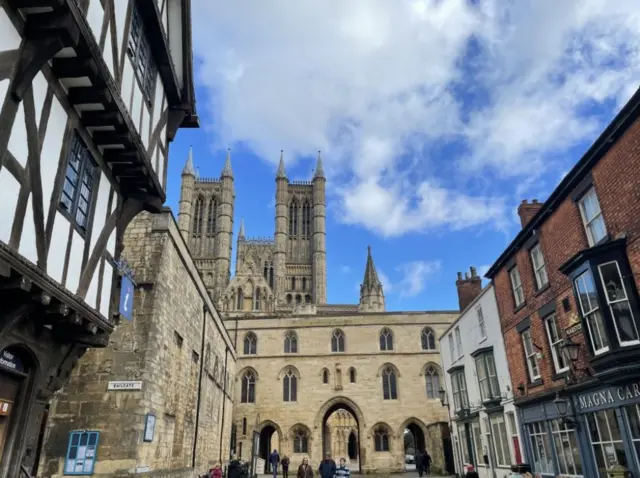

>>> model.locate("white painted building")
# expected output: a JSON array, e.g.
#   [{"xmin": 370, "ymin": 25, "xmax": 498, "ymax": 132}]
[
  {"xmin": 440, "ymin": 275, "xmax": 525, "ymax": 478},
  {"xmin": 0, "ymin": 0, "xmax": 197, "ymax": 474}
]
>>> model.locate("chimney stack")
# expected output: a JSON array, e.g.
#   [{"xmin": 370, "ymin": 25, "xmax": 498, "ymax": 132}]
[
  {"xmin": 456, "ymin": 266, "xmax": 483, "ymax": 312},
  {"xmin": 517, "ymin": 199, "xmax": 543, "ymax": 228}
]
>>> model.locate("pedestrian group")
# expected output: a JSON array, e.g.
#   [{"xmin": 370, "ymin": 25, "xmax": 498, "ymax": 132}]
[{"xmin": 268, "ymin": 450, "xmax": 351, "ymax": 478}]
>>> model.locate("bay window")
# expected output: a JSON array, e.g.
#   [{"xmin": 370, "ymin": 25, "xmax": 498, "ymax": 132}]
[
  {"xmin": 598, "ymin": 261, "xmax": 639, "ymax": 346},
  {"xmin": 575, "ymin": 269, "xmax": 609, "ymax": 354}
]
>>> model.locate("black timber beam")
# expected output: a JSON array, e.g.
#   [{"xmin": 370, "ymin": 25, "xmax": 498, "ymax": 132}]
[
  {"xmin": 52, "ymin": 56, "xmax": 101, "ymax": 85},
  {"xmin": 67, "ymin": 86, "xmax": 112, "ymax": 106},
  {"xmin": 81, "ymin": 110, "xmax": 123, "ymax": 128}
]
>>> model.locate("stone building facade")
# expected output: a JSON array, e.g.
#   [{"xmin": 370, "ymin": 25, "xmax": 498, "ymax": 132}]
[
  {"xmin": 485, "ymin": 86, "xmax": 640, "ymax": 477},
  {"xmin": 39, "ymin": 210, "xmax": 237, "ymax": 478}
]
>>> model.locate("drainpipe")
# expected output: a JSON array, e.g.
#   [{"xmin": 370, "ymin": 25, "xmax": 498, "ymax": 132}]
[
  {"xmin": 192, "ymin": 305, "xmax": 207, "ymax": 468},
  {"xmin": 219, "ymin": 348, "xmax": 229, "ymax": 462}
]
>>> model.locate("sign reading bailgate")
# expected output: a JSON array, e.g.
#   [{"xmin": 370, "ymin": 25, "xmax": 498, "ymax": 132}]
[{"xmin": 578, "ymin": 382, "xmax": 640, "ymax": 411}]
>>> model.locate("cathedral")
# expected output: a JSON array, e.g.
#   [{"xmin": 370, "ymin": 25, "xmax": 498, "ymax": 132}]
[{"xmin": 177, "ymin": 150, "xmax": 459, "ymax": 474}]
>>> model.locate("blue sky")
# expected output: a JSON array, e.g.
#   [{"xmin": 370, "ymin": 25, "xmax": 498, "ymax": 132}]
[{"xmin": 165, "ymin": 0, "xmax": 640, "ymax": 311}]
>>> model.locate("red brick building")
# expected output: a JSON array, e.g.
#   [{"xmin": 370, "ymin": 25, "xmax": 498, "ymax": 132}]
[{"xmin": 485, "ymin": 86, "xmax": 640, "ymax": 478}]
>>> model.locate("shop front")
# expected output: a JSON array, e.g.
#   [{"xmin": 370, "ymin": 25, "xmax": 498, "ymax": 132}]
[
  {"xmin": 569, "ymin": 379, "xmax": 640, "ymax": 477},
  {"xmin": 518, "ymin": 393, "xmax": 585, "ymax": 477}
]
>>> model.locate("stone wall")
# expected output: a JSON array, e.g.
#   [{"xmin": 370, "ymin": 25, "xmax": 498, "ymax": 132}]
[
  {"xmin": 229, "ymin": 312, "xmax": 455, "ymax": 474},
  {"xmin": 39, "ymin": 210, "xmax": 236, "ymax": 477}
]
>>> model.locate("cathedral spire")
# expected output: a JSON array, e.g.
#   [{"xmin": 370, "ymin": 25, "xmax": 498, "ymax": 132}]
[
  {"xmin": 182, "ymin": 146, "xmax": 195, "ymax": 176},
  {"xmin": 358, "ymin": 245, "xmax": 385, "ymax": 313},
  {"xmin": 276, "ymin": 150, "xmax": 287, "ymax": 179},
  {"xmin": 221, "ymin": 148, "xmax": 233, "ymax": 178},
  {"xmin": 238, "ymin": 218, "xmax": 245, "ymax": 240},
  {"xmin": 313, "ymin": 150, "xmax": 325, "ymax": 179}
]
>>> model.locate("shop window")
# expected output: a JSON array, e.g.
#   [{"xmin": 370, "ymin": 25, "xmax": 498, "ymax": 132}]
[
  {"xmin": 527, "ymin": 422, "xmax": 554, "ymax": 474},
  {"xmin": 624, "ymin": 404, "xmax": 640, "ymax": 468},
  {"xmin": 64, "ymin": 431, "xmax": 100, "ymax": 475},
  {"xmin": 550, "ymin": 419, "xmax": 583, "ymax": 477},
  {"xmin": 586, "ymin": 409, "xmax": 628, "ymax": 475}
]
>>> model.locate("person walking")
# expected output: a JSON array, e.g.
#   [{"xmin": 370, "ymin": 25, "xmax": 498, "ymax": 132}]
[
  {"xmin": 318, "ymin": 453, "xmax": 336, "ymax": 478},
  {"xmin": 269, "ymin": 449, "xmax": 281, "ymax": 478},
  {"xmin": 423, "ymin": 450, "xmax": 432, "ymax": 475},
  {"xmin": 415, "ymin": 450, "xmax": 424, "ymax": 477},
  {"xmin": 297, "ymin": 458, "xmax": 313, "ymax": 478},
  {"xmin": 209, "ymin": 463, "xmax": 223, "ymax": 478},
  {"xmin": 335, "ymin": 458, "xmax": 351, "ymax": 478},
  {"xmin": 464, "ymin": 465, "xmax": 480, "ymax": 478},
  {"xmin": 281, "ymin": 455, "xmax": 290, "ymax": 478}
]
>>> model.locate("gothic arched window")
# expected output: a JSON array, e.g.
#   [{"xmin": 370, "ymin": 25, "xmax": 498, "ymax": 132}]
[
  {"xmin": 284, "ymin": 331, "xmax": 298, "ymax": 354},
  {"xmin": 291, "ymin": 277, "xmax": 296, "ymax": 290},
  {"xmin": 295, "ymin": 294, "xmax": 302, "ymax": 305},
  {"xmin": 241, "ymin": 370, "xmax": 256, "ymax": 403},
  {"xmin": 382, "ymin": 366, "xmax": 398, "ymax": 400},
  {"xmin": 349, "ymin": 367, "xmax": 356, "ymax": 383},
  {"xmin": 192, "ymin": 197, "xmax": 204, "ymax": 236},
  {"xmin": 263, "ymin": 262, "xmax": 269, "ymax": 282},
  {"xmin": 289, "ymin": 200, "xmax": 299, "ymax": 236},
  {"xmin": 305, "ymin": 294, "xmax": 311, "ymax": 304},
  {"xmin": 254, "ymin": 287, "xmax": 261, "ymax": 311},
  {"xmin": 374, "ymin": 427, "xmax": 390, "ymax": 452},
  {"xmin": 302, "ymin": 277, "xmax": 307, "ymax": 291},
  {"xmin": 283, "ymin": 368, "xmax": 297, "ymax": 402},
  {"xmin": 322, "ymin": 368, "xmax": 329, "ymax": 384},
  {"xmin": 293, "ymin": 428, "xmax": 309, "ymax": 453},
  {"xmin": 425, "ymin": 365, "xmax": 440, "ymax": 399},
  {"xmin": 421, "ymin": 327, "xmax": 436, "ymax": 351},
  {"xmin": 302, "ymin": 200, "xmax": 311, "ymax": 237},
  {"xmin": 331, "ymin": 329, "xmax": 345, "ymax": 353},
  {"xmin": 236, "ymin": 287, "xmax": 243, "ymax": 310},
  {"xmin": 379, "ymin": 328, "xmax": 393, "ymax": 351},
  {"xmin": 286, "ymin": 294, "xmax": 292, "ymax": 305},
  {"xmin": 243, "ymin": 332, "xmax": 257, "ymax": 355},
  {"xmin": 207, "ymin": 197, "xmax": 217, "ymax": 236}
]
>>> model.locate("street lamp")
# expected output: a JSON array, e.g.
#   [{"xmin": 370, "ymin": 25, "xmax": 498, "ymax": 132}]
[
  {"xmin": 439, "ymin": 388, "xmax": 447, "ymax": 407},
  {"xmin": 561, "ymin": 336, "xmax": 580, "ymax": 363},
  {"xmin": 553, "ymin": 393, "xmax": 575, "ymax": 427}
]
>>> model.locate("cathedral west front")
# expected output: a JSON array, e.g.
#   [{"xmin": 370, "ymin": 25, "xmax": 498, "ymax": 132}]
[{"xmin": 177, "ymin": 150, "xmax": 459, "ymax": 474}]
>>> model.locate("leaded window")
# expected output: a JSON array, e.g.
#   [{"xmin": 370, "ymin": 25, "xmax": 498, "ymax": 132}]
[
  {"xmin": 302, "ymin": 200, "xmax": 311, "ymax": 237},
  {"xmin": 379, "ymin": 328, "xmax": 393, "ymax": 351},
  {"xmin": 331, "ymin": 329, "xmax": 345, "ymax": 352},
  {"xmin": 424, "ymin": 365, "xmax": 440, "ymax": 399},
  {"xmin": 192, "ymin": 197, "xmax": 203, "ymax": 236},
  {"xmin": 207, "ymin": 197, "xmax": 217, "ymax": 236},
  {"xmin": 128, "ymin": 7, "xmax": 157, "ymax": 104},
  {"xmin": 60, "ymin": 134, "xmax": 96, "ymax": 231},
  {"xmin": 243, "ymin": 332, "xmax": 257, "ymax": 355},
  {"xmin": 283, "ymin": 369, "xmax": 297, "ymax": 402},
  {"xmin": 241, "ymin": 371, "xmax": 256, "ymax": 403},
  {"xmin": 382, "ymin": 366, "xmax": 397, "ymax": 400},
  {"xmin": 289, "ymin": 200, "xmax": 299, "ymax": 236},
  {"xmin": 293, "ymin": 429, "xmax": 308, "ymax": 453},
  {"xmin": 421, "ymin": 327, "xmax": 436, "ymax": 350},
  {"xmin": 284, "ymin": 331, "xmax": 298, "ymax": 354},
  {"xmin": 374, "ymin": 427, "xmax": 389, "ymax": 452}
]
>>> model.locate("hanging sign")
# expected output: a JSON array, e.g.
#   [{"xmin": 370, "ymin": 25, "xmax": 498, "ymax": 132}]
[{"xmin": 0, "ymin": 349, "xmax": 24, "ymax": 373}]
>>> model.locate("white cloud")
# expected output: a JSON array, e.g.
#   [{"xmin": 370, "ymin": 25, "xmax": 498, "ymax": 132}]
[
  {"xmin": 191, "ymin": 0, "xmax": 640, "ymax": 237},
  {"xmin": 396, "ymin": 261, "xmax": 442, "ymax": 298},
  {"xmin": 377, "ymin": 269, "xmax": 393, "ymax": 294}
]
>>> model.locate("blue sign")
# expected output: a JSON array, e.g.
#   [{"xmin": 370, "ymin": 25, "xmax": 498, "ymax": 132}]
[
  {"xmin": 0, "ymin": 349, "xmax": 24, "ymax": 373},
  {"xmin": 119, "ymin": 276, "xmax": 134, "ymax": 321}
]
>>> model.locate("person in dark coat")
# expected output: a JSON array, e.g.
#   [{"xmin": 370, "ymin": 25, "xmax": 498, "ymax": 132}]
[
  {"xmin": 269, "ymin": 449, "xmax": 281, "ymax": 478},
  {"xmin": 281, "ymin": 455, "xmax": 290, "ymax": 478},
  {"xmin": 318, "ymin": 453, "xmax": 336, "ymax": 478},
  {"xmin": 415, "ymin": 451, "xmax": 425, "ymax": 477},
  {"xmin": 423, "ymin": 450, "xmax": 432, "ymax": 475},
  {"xmin": 297, "ymin": 458, "xmax": 313, "ymax": 478}
]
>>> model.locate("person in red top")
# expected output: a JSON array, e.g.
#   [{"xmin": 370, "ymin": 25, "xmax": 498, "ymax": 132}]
[
  {"xmin": 465, "ymin": 465, "xmax": 479, "ymax": 478},
  {"xmin": 210, "ymin": 462, "xmax": 223, "ymax": 478}
]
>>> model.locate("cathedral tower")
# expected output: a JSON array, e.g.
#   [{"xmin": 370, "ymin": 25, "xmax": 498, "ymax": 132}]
[
  {"xmin": 177, "ymin": 149, "xmax": 235, "ymax": 300},
  {"xmin": 358, "ymin": 246, "xmax": 385, "ymax": 312}
]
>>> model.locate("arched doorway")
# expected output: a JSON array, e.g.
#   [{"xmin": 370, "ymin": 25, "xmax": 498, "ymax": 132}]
[
  {"xmin": 401, "ymin": 419, "xmax": 427, "ymax": 472},
  {"xmin": 320, "ymin": 401, "xmax": 362, "ymax": 472},
  {"xmin": 258, "ymin": 423, "xmax": 281, "ymax": 474}
]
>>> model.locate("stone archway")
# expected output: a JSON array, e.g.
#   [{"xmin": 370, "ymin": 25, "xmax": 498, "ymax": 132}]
[
  {"xmin": 257, "ymin": 420, "xmax": 283, "ymax": 474},
  {"xmin": 315, "ymin": 397, "xmax": 366, "ymax": 471}
]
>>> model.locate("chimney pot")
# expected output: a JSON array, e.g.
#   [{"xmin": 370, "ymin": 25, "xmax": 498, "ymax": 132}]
[
  {"xmin": 457, "ymin": 272, "xmax": 462, "ymax": 280},
  {"xmin": 517, "ymin": 198, "xmax": 544, "ymax": 228},
  {"xmin": 470, "ymin": 266, "xmax": 477, "ymax": 277},
  {"xmin": 465, "ymin": 272, "xmax": 470, "ymax": 280},
  {"xmin": 521, "ymin": 199, "xmax": 528, "ymax": 204},
  {"xmin": 456, "ymin": 266, "xmax": 483, "ymax": 311},
  {"xmin": 532, "ymin": 199, "xmax": 538, "ymax": 203}
]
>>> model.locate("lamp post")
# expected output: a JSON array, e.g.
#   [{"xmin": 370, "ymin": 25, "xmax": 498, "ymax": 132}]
[
  {"xmin": 439, "ymin": 388, "xmax": 447, "ymax": 407},
  {"xmin": 553, "ymin": 392, "xmax": 575, "ymax": 427},
  {"xmin": 561, "ymin": 336, "xmax": 580, "ymax": 363}
]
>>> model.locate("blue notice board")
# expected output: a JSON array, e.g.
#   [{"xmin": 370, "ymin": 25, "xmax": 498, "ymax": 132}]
[
  {"xmin": 64, "ymin": 431, "xmax": 100, "ymax": 475},
  {"xmin": 119, "ymin": 275, "xmax": 134, "ymax": 321}
]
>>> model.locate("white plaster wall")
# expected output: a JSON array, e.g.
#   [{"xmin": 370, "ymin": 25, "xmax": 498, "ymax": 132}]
[{"xmin": 439, "ymin": 285, "xmax": 523, "ymax": 478}]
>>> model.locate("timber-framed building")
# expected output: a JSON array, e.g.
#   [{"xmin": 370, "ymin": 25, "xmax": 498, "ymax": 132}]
[{"xmin": 0, "ymin": 0, "xmax": 197, "ymax": 475}]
